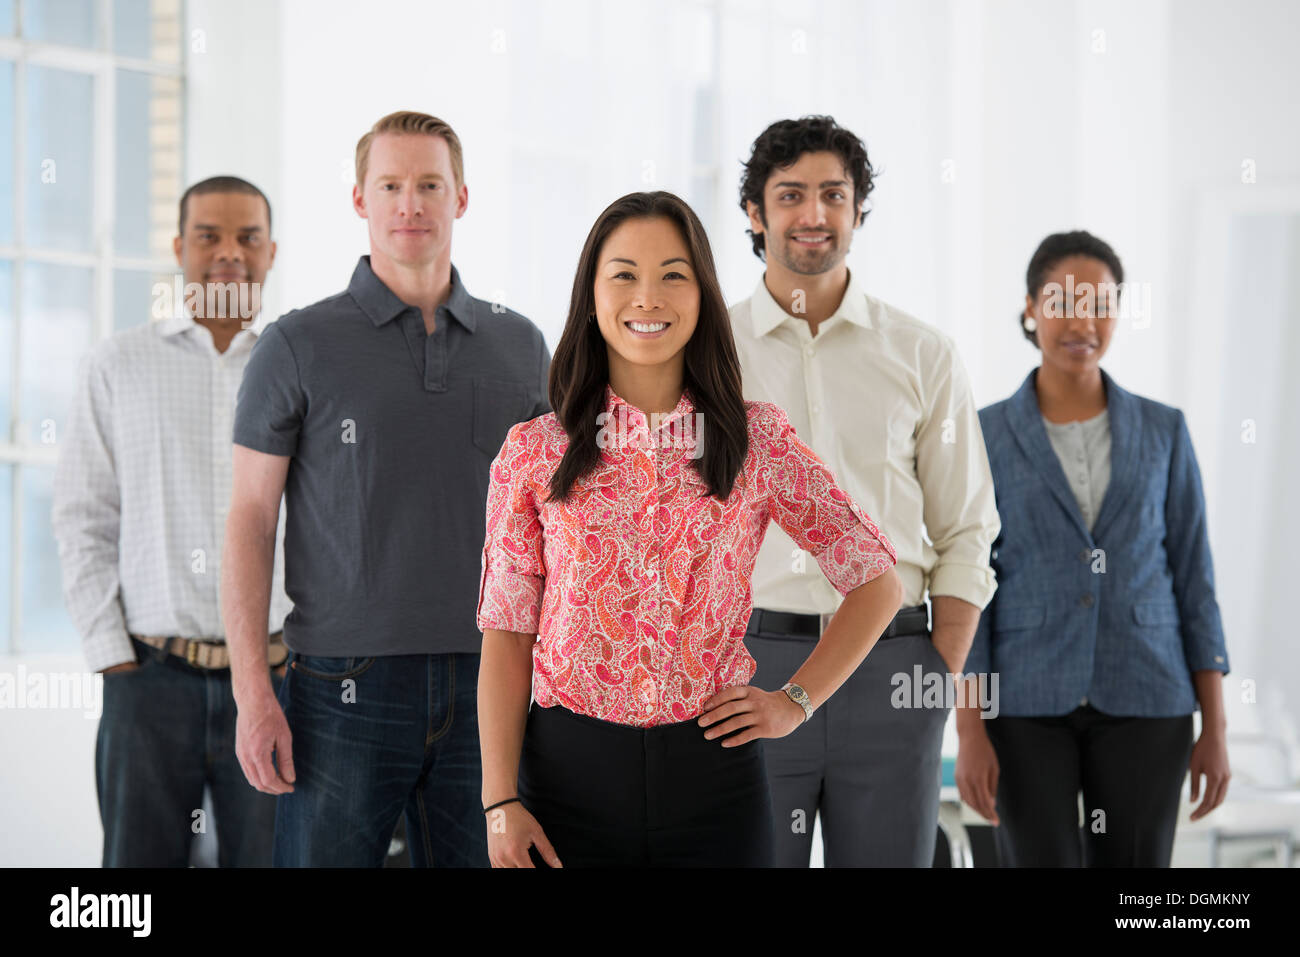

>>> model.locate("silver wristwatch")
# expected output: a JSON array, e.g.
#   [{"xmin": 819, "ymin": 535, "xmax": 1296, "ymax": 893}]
[{"xmin": 781, "ymin": 682, "xmax": 813, "ymax": 723}]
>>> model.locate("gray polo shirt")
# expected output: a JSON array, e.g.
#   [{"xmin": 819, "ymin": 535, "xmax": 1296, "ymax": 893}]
[
  {"xmin": 1042, "ymin": 408, "xmax": 1111, "ymax": 532},
  {"xmin": 233, "ymin": 255, "xmax": 550, "ymax": 656}
]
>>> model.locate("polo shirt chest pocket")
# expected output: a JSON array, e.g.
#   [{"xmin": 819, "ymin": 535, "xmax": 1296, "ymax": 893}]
[{"xmin": 472, "ymin": 379, "xmax": 532, "ymax": 457}]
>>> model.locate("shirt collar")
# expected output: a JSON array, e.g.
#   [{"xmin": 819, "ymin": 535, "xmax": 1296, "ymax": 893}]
[
  {"xmin": 749, "ymin": 267, "xmax": 874, "ymax": 337},
  {"xmin": 347, "ymin": 255, "xmax": 477, "ymax": 333},
  {"xmin": 152, "ymin": 312, "xmax": 261, "ymax": 347},
  {"xmin": 601, "ymin": 382, "xmax": 698, "ymax": 451}
]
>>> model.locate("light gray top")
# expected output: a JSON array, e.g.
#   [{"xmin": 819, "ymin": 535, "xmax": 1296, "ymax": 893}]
[{"xmin": 1041, "ymin": 407, "xmax": 1112, "ymax": 532}]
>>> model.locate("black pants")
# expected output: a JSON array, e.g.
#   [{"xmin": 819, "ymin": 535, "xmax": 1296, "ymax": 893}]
[
  {"xmin": 517, "ymin": 702, "xmax": 775, "ymax": 867},
  {"xmin": 984, "ymin": 704, "xmax": 1194, "ymax": 867}
]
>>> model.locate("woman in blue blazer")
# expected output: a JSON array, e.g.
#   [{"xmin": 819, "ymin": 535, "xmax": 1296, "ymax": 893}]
[{"xmin": 956, "ymin": 231, "xmax": 1231, "ymax": 866}]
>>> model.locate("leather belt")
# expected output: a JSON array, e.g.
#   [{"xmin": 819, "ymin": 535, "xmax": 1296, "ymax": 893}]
[
  {"xmin": 746, "ymin": 605, "xmax": 930, "ymax": 641},
  {"xmin": 129, "ymin": 631, "xmax": 288, "ymax": 671}
]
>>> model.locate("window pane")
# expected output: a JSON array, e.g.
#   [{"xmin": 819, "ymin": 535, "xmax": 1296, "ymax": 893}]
[
  {"xmin": 0, "ymin": 260, "xmax": 12, "ymax": 441},
  {"xmin": 21, "ymin": 465, "xmax": 78, "ymax": 653},
  {"xmin": 0, "ymin": 464, "xmax": 10, "ymax": 652},
  {"xmin": 25, "ymin": 67, "xmax": 94, "ymax": 252},
  {"xmin": 113, "ymin": 0, "xmax": 182, "ymax": 63},
  {"xmin": 0, "ymin": 0, "xmax": 14, "ymax": 36},
  {"xmin": 24, "ymin": 0, "xmax": 100, "ymax": 48},
  {"xmin": 20, "ymin": 263, "xmax": 94, "ymax": 447},
  {"xmin": 115, "ymin": 69, "xmax": 182, "ymax": 257},
  {"xmin": 0, "ymin": 61, "xmax": 13, "ymax": 245},
  {"xmin": 114, "ymin": 266, "xmax": 170, "ymax": 331}
]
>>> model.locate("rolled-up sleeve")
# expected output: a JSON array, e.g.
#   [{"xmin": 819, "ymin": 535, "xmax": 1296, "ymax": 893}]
[
  {"xmin": 1165, "ymin": 410, "xmax": 1229, "ymax": 674},
  {"xmin": 755, "ymin": 403, "xmax": 897, "ymax": 595},
  {"xmin": 915, "ymin": 337, "xmax": 1000, "ymax": 609},
  {"xmin": 476, "ymin": 422, "xmax": 546, "ymax": 633}
]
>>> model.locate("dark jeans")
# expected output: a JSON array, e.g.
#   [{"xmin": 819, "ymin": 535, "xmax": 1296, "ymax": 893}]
[
  {"xmin": 272, "ymin": 650, "xmax": 488, "ymax": 867},
  {"xmin": 517, "ymin": 701, "xmax": 775, "ymax": 867},
  {"xmin": 984, "ymin": 704, "xmax": 1195, "ymax": 866},
  {"xmin": 96, "ymin": 637, "xmax": 281, "ymax": 867}
]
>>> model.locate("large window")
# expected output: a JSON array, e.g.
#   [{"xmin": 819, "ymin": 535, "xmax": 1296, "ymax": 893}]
[{"xmin": 0, "ymin": 0, "xmax": 183, "ymax": 652}]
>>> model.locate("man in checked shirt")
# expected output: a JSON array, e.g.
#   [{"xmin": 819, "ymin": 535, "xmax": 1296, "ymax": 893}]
[
  {"xmin": 730, "ymin": 116, "xmax": 1001, "ymax": 867},
  {"xmin": 52, "ymin": 176, "xmax": 291, "ymax": 866}
]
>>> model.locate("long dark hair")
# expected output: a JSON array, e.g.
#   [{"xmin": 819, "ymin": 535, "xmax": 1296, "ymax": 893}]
[{"xmin": 546, "ymin": 191, "xmax": 748, "ymax": 504}]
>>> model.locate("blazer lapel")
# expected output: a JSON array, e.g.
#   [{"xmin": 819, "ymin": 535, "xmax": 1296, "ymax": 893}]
[
  {"xmin": 1004, "ymin": 368, "xmax": 1093, "ymax": 542},
  {"xmin": 1089, "ymin": 368, "xmax": 1140, "ymax": 543}
]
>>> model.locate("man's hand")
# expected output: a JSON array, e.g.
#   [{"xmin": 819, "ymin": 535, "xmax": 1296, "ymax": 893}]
[
  {"xmin": 235, "ymin": 690, "xmax": 296, "ymax": 795},
  {"xmin": 955, "ymin": 724, "xmax": 1000, "ymax": 825},
  {"xmin": 697, "ymin": 685, "xmax": 805, "ymax": 746}
]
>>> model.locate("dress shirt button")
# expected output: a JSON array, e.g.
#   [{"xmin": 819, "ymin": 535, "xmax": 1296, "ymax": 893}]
[
  {"xmin": 804, "ymin": 345, "xmax": 814, "ymax": 356},
  {"xmin": 1214, "ymin": 655, "xmax": 1224, "ymax": 664},
  {"xmin": 812, "ymin": 404, "xmax": 822, "ymax": 415},
  {"xmin": 1080, "ymin": 696, "xmax": 1088, "ymax": 706},
  {"xmin": 1079, "ymin": 593, "xmax": 1095, "ymax": 608}
]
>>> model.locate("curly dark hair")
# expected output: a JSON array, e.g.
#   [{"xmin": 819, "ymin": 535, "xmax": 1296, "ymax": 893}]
[
  {"xmin": 1020, "ymin": 230, "xmax": 1125, "ymax": 348},
  {"xmin": 737, "ymin": 115, "xmax": 877, "ymax": 260}
]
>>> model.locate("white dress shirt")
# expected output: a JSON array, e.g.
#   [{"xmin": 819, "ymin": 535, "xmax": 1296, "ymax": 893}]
[
  {"xmin": 729, "ymin": 270, "xmax": 1000, "ymax": 614},
  {"xmin": 52, "ymin": 313, "xmax": 291, "ymax": 672}
]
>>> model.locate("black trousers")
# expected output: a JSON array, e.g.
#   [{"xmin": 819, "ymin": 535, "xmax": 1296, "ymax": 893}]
[
  {"xmin": 518, "ymin": 702, "xmax": 775, "ymax": 867},
  {"xmin": 984, "ymin": 704, "xmax": 1194, "ymax": 867}
]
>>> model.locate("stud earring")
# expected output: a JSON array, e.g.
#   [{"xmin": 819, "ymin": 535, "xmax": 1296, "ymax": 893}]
[{"xmin": 1023, "ymin": 316, "xmax": 1038, "ymax": 332}]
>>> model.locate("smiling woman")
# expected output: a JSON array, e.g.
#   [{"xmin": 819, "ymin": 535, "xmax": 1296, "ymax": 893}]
[{"xmin": 475, "ymin": 189, "xmax": 903, "ymax": 868}]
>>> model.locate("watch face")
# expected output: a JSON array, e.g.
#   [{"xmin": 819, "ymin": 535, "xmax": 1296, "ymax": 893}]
[{"xmin": 789, "ymin": 684, "xmax": 807, "ymax": 701}]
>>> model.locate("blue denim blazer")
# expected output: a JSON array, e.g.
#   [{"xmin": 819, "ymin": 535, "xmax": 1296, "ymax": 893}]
[{"xmin": 965, "ymin": 367, "xmax": 1229, "ymax": 717}]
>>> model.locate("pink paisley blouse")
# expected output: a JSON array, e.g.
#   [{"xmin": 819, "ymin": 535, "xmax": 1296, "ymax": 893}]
[{"xmin": 476, "ymin": 382, "xmax": 897, "ymax": 728}]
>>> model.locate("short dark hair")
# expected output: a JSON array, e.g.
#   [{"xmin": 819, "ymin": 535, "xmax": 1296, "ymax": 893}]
[
  {"xmin": 178, "ymin": 175, "xmax": 272, "ymax": 236},
  {"xmin": 737, "ymin": 115, "xmax": 877, "ymax": 260},
  {"xmin": 1020, "ymin": 230, "xmax": 1124, "ymax": 348}
]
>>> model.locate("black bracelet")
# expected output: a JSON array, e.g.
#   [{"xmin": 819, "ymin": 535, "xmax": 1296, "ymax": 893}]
[{"xmin": 483, "ymin": 796, "xmax": 521, "ymax": 815}]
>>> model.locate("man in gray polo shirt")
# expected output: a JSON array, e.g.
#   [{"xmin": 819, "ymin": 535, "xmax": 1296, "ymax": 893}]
[{"xmin": 223, "ymin": 111, "xmax": 549, "ymax": 867}]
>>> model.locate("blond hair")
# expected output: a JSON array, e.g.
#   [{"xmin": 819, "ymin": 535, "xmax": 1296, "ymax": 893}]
[{"xmin": 355, "ymin": 111, "xmax": 464, "ymax": 189}]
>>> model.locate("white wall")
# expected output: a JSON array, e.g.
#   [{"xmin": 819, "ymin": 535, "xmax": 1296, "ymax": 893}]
[{"xmin": 6, "ymin": 0, "xmax": 1298, "ymax": 867}]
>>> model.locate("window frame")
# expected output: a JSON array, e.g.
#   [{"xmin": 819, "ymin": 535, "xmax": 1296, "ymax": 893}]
[{"xmin": 0, "ymin": 0, "xmax": 186, "ymax": 652}]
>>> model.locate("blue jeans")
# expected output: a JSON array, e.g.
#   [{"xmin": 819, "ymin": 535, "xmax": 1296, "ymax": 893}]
[
  {"xmin": 96, "ymin": 637, "xmax": 281, "ymax": 867},
  {"xmin": 272, "ymin": 650, "xmax": 488, "ymax": 867}
]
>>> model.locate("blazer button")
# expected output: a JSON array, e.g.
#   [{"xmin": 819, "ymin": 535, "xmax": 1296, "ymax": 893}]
[
  {"xmin": 1079, "ymin": 548, "xmax": 1090, "ymax": 562},
  {"xmin": 1079, "ymin": 593, "xmax": 1095, "ymax": 608}
]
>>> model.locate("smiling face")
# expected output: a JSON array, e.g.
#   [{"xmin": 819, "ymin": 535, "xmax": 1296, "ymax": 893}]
[
  {"xmin": 747, "ymin": 150, "xmax": 861, "ymax": 276},
  {"xmin": 174, "ymin": 191, "xmax": 275, "ymax": 295},
  {"xmin": 352, "ymin": 132, "xmax": 467, "ymax": 268},
  {"xmin": 1027, "ymin": 255, "xmax": 1118, "ymax": 374},
  {"xmin": 593, "ymin": 215, "xmax": 700, "ymax": 380}
]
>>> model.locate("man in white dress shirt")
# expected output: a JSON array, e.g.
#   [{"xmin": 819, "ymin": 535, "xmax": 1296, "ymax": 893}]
[
  {"xmin": 730, "ymin": 116, "xmax": 1001, "ymax": 866},
  {"xmin": 52, "ymin": 176, "xmax": 291, "ymax": 866}
]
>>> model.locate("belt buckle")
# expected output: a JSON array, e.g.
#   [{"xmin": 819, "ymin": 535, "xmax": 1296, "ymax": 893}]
[{"xmin": 184, "ymin": 640, "xmax": 201, "ymax": 666}]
